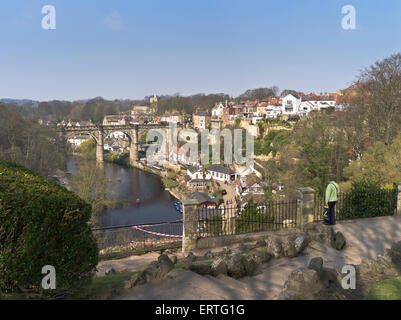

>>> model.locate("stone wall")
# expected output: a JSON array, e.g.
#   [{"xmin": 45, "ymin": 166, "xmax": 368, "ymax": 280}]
[{"xmin": 196, "ymin": 229, "xmax": 299, "ymax": 250}]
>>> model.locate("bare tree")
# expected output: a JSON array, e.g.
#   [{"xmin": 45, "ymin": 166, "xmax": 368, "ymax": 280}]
[{"xmin": 355, "ymin": 53, "xmax": 401, "ymax": 145}]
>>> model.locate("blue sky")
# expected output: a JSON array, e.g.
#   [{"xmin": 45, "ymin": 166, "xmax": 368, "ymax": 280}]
[{"xmin": 0, "ymin": 0, "xmax": 400, "ymax": 101}]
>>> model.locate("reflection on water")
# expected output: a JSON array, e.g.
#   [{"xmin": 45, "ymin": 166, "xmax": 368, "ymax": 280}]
[{"xmin": 67, "ymin": 158, "xmax": 181, "ymax": 228}]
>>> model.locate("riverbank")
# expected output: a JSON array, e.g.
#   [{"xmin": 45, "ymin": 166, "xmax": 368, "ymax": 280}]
[
  {"xmin": 65, "ymin": 155, "xmax": 182, "ymax": 228},
  {"xmin": 66, "ymin": 152, "xmax": 187, "ymax": 202},
  {"xmin": 131, "ymin": 161, "xmax": 188, "ymax": 202}
]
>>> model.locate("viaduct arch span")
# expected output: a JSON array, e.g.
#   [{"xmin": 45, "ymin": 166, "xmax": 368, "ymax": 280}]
[{"xmin": 60, "ymin": 124, "xmax": 178, "ymax": 167}]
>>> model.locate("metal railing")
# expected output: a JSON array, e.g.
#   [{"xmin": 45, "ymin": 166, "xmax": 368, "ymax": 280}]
[
  {"xmin": 314, "ymin": 188, "xmax": 397, "ymax": 222},
  {"xmin": 92, "ymin": 220, "xmax": 183, "ymax": 258},
  {"xmin": 197, "ymin": 200, "xmax": 298, "ymax": 238}
]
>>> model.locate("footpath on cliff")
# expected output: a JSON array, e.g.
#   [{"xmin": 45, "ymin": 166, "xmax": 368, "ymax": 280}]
[{"xmin": 96, "ymin": 216, "xmax": 401, "ymax": 300}]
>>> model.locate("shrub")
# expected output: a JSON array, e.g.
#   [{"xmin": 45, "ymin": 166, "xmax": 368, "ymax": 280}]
[
  {"xmin": 202, "ymin": 213, "xmax": 223, "ymax": 236},
  {"xmin": 235, "ymin": 200, "xmax": 274, "ymax": 233},
  {"xmin": 338, "ymin": 179, "xmax": 397, "ymax": 220},
  {"xmin": 0, "ymin": 159, "xmax": 98, "ymax": 296}
]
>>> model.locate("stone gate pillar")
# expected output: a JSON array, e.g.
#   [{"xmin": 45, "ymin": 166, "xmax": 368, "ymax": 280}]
[
  {"xmin": 396, "ymin": 183, "xmax": 401, "ymax": 216},
  {"xmin": 296, "ymin": 187, "xmax": 316, "ymax": 227},
  {"xmin": 129, "ymin": 126, "xmax": 139, "ymax": 167},
  {"xmin": 96, "ymin": 127, "xmax": 104, "ymax": 165},
  {"xmin": 182, "ymin": 199, "xmax": 199, "ymax": 252}
]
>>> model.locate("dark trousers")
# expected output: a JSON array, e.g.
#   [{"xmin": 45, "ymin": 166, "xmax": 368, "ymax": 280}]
[{"xmin": 328, "ymin": 201, "xmax": 337, "ymax": 225}]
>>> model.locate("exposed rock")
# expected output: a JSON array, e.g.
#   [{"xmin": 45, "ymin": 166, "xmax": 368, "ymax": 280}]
[
  {"xmin": 308, "ymin": 257, "xmax": 324, "ymax": 275},
  {"xmin": 141, "ymin": 254, "xmax": 174, "ymax": 282},
  {"xmin": 294, "ymin": 234, "xmax": 310, "ymax": 253},
  {"xmin": 266, "ymin": 237, "xmax": 283, "ymax": 258},
  {"xmin": 320, "ymin": 267, "xmax": 341, "ymax": 288},
  {"xmin": 222, "ymin": 247, "xmax": 232, "ymax": 255},
  {"xmin": 184, "ymin": 252, "xmax": 197, "ymax": 262},
  {"xmin": 124, "ymin": 274, "xmax": 146, "ymax": 289},
  {"xmin": 242, "ymin": 256, "xmax": 257, "ymax": 276},
  {"xmin": 210, "ymin": 258, "xmax": 228, "ymax": 277},
  {"xmin": 238, "ymin": 243, "xmax": 256, "ymax": 253},
  {"xmin": 202, "ymin": 250, "xmax": 214, "ymax": 260},
  {"xmin": 225, "ymin": 254, "xmax": 246, "ymax": 279},
  {"xmin": 157, "ymin": 254, "xmax": 175, "ymax": 275},
  {"xmin": 105, "ymin": 267, "xmax": 116, "ymax": 276},
  {"xmin": 282, "ymin": 237, "xmax": 298, "ymax": 258},
  {"xmin": 170, "ymin": 255, "xmax": 178, "ymax": 265},
  {"xmin": 252, "ymin": 251, "xmax": 272, "ymax": 265},
  {"xmin": 304, "ymin": 224, "xmax": 335, "ymax": 247},
  {"xmin": 280, "ymin": 268, "xmax": 324, "ymax": 300},
  {"xmin": 333, "ymin": 232, "xmax": 346, "ymax": 250},
  {"xmin": 388, "ymin": 241, "xmax": 401, "ymax": 267},
  {"xmin": 280, "ymin": 241, "xmax": 401, "ymax": 300},
  {"xmin": 141, "ymin": 263, "xmax": 160, "ymax": 282},
  {"xmin": 186, "ymin": 262, "xmax": 212, "ymax": 276},
  {"xmin": 256, "ymin": 240, "xmax": 267, "ymax": 248},
  {"xmin": 281, "ymin": 234, "xmax": 309, "ymax": 258}
]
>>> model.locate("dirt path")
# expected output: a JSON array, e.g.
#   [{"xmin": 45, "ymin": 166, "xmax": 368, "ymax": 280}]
[{"xmin": 101, "ymin": 216, "xmax": 401, "ymax": 300}]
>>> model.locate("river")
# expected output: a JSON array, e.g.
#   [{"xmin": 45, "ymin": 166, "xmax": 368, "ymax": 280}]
[{"xmin": 67, "ymin": 158, "xmax": 181, "ymax": 228}]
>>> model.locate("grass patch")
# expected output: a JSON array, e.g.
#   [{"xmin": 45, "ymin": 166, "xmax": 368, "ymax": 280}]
[
  {"xmin": 365, "ymin": 276, "xmax": 401, "ymax": 300},
  {"xmin": 77, "ymin": 271, "xmax": 141, "ymax": 300},
  {"xmin": 76, "ymin": 258, "xmax": 216, "ymax": 299},
  {"xmin": 162, "ymin": 178, "xmax": 179, "ymax": 189}
]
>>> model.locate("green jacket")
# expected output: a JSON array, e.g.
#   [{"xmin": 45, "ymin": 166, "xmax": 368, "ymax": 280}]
[{"xmin": 325, "ymin": 181, "xmax": 340, "ymax": 203}]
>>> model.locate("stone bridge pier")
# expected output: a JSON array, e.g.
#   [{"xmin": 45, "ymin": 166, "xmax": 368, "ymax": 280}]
[
  {"xmin": 129, "ymin": 127, "xmax": 139, "ymax": 166},
  {"xmin": 96, "ymin": 129, "xmax": 104, "ymax": 164}
]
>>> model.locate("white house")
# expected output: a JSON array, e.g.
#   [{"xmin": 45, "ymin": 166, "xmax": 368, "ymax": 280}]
[
  {"xmin": 299, "ymin": 101, "xmax": 316, "ymax": 116},
  {"xmin": 281, "ymin": 94, "xmax": 302, "ymax": 115},
  {"xmin": 211, "ymin": 103, "xmax": 225, "ymax": 118},
  {"xmin": 266, "ymin": 105, "xmax": 282, "ymax": 118},
  {"xmin": 106, "ymin": 131, "xmax": 127, "ymax": 139},
  {"xmin": 306, "ymin": 98, "xmax": 336, "ymax": 111},
  {"xmin": 104, "ymin": 140, "xmax": 124, "ymax": 153},
  {"xmin": 207, "ymin": 165, "xmax": 236, "ymax": 183},
  {"xmin": 169, "ymin": 147, "xmax": 199, "ymax": 167},
  {"xmin": 68, "ymin": 135, "xmax": 91, "ymax": 147},
  {"xmin": 186, "ymin": 166, "xmax": 211, "ymax": 180}
]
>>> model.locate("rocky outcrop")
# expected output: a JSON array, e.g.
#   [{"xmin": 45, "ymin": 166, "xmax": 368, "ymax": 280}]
[
  {"xmin": 183, "ymin": 252, "xmax": 197, "ymax": 262},
  {"xmin": 308, "ymin": 257, "xmax": 324, "ymax": 275},
  {"xmin": 169, "ymin": 255, "xmax": 178, "ymax": 265},
  {"xmin": 280, "ymin": 241, "xmax": 401, "ymax": 300},
  {"xmin": 252, "ymin": 251, "xmax": 272, "ymax": 265},
  {"xmin": 238, "ymin": 243, "xmax": 257, "ymax": 253},
  {"xmin": 279, "ymin": 268, "xmax": 324, "ymax": 300},
  {"xmin": 225, "ymin": 254, "xmax": 247, "ymax": 279},
  {"xmin": 202, "ymin": 250, "xmax": 215, "ymax": 260},
  {"xmin": 124, "ymin": 254, "xmax": 175, "ymax": 289},
  {"xmin": 256, "ymin": 240, "xmax": 267, "ymax": 248},
  {"xmin": 124, "ymin": 273, "xmax": 146, "ymax": 289},
  {"xmin": 265, "ymin": 234, "xmax": 310, "ymax": 258},
  {"xmin": 210, "ymin": 258, "xmax": 228, "ymax": 277},
  {"xmin": 279, "ymin": 257, "xmax": 343, "ymax": 300},
  {"xmin": 354, "ymin": 241, "xmax": 401, "ymax": 297},
  {"xmin": 303, "ymin": 224, "xmax": 346, "ymax": 251},
  {"xmin": 266, "ymin": 237, "xmax": 283, "ymax": 258},
  {"xmin": 282, "ymin": 234, "xmax": 310, "ymax": 258},
  {"xmin": 333, "ymin": 232, "xmax": 346, "ymax": 250},
  {"xmin": 185, "ymin": 262, "xmax": 212, "ymax": 276}
]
